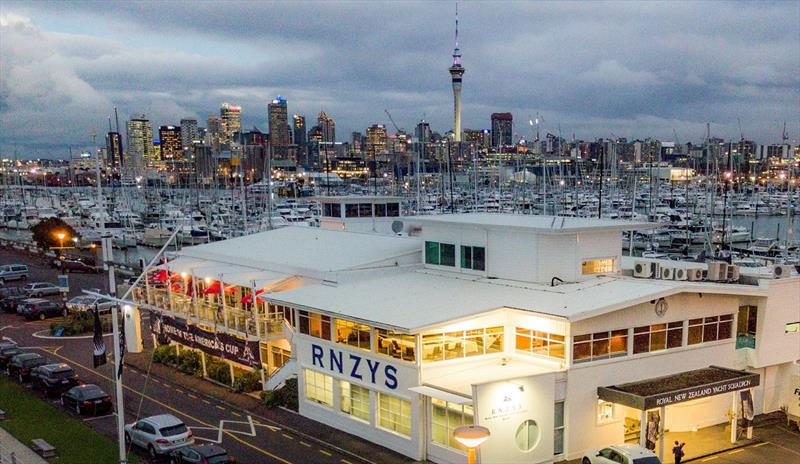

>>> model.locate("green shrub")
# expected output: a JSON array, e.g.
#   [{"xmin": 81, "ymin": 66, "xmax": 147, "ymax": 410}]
[
  {"xmin": 176, "ymin": 350, "xmax": 202, "ymax": 377},
  {"xmin": 261, "ymin": 377, "xmax": 298, "ymax": 410},
  {"xmin": 49, "ymin": 313, "xmax": 106, "ymax": 336},
  {"xmin": 232, "ymin": 370, "xmax": 262, "ymax": 393},
  {"xmin": 206, "ymin": 359, "xmax": 231, "ymax": 385},
  {"xmin": 153, "ymin": 344, "xmax": 178, "ymax": 365}
]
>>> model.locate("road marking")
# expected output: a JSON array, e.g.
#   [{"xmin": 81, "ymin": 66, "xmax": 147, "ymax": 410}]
[
  {"xmin": 765, "ymin": 441, "xmax": 800, "ymax": 457},
  {"xmin": 282, "ymin": 433, "xmax": 294, "ymax": 440},
  {"xmin": 187, "ymin": 393, "xmax": 197, "ymax": 399},
  {"xmin": 701, "ymin": 457, "xmax": 718, "ymax": 462},
  {"xmin": 751, "ymin": 442, "xmax": 769, "ymax": 448},
  {"xmin": 319, "ymin": 449, "xmax": 332, "ymax": 457},
  {"xmin": 231, "ymin": 411, "xmax": 242, "ymax": 417},
  {"xmin": 341, "ymin": 460, "xmax": 353, "ymax": 464},
  {"xmin": 175, "ymin": 388, "xmax": 184, "ymax": 393},
  {"xmin": 83, "ymin": 414, "xmax": 116, "ymax": 422},
  {"xmin": 202, "ymin": 399, "xmax": 211, "ymax": 404},
  {"xmin": 33, "ymin": 348, "xmax": 295, "ymax": 464},
  {"xmin": 728, "ymin": 449, "xmax": 743, "ymax": 454},
  {"xmin": 150, "ymin": 378, "xmax": 161, "ymax": 384},
  {"xmin": 215, "ymin": 405, "xmax": 225, "ymax": 411},
  {"xmin": 299, "ymin": 441, "xmax": 311, "ymax": 448}
]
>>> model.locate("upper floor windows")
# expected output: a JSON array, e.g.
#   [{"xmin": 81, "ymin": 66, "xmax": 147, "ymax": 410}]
[
  {"xmin": 736, "ymin": 305, "xmax": 757, "ymax": 349},
  {"xmin": 422, "ymin": 326, "xmax": 504, "ymax": 362},
  {"xmin": 299, "ymin": 310, "xmax": 331, "ymax": 340},
  {"xmin": 461, "ymin": 245, "xmax": 486, "ymax": 271},
  {"xmin": 581, "ymin": 258, "xmax": 614, "ymax": 275},
  {"xmin": 633, "ymin": 321, "xmax": 683, "ymax": 354},
  {"xmin": 689, "ymin": 315, "xmax": 733, "ymax": 345},
  {"xmin": 376, "ymin": 329, "xmax": 416, "ymax": 362},
  {"xmin": 335, "ymin": 319, "xmax": 371, "ymax": 351},
  {"xmin": 573, "ymin": 330, "xmax": 628, "ymax": 363},
  {"xmin": 425, "ymin": 241, "xmax": 455, "ymax": 267},
  {"xmin": 515, "ymin": 328, "xmax": 565, "ymax": 360}
]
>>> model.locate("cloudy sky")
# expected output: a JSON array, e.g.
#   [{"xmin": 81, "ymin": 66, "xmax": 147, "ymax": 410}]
[{"xmin": 1, "ymin": 0, "xmax": 798, "ymax": 159}]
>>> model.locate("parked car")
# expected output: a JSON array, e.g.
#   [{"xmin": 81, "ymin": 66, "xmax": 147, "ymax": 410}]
[
  {"xmin": 20, "ymin": 298, "xmax": 66, "ymax": 320},
  {"xmin": 66, "ymin": 295, "xmax": 114, "ymax": 315},
  {"xmin": 169, "ymin": 444, "xmax": 235, "ymax": 463},
  {"xmin": 0, "ymin": 339, "xmax": 16, "ymax": 350},
  {"xmin": 61, "ymin": 384, "xmax": 113, "ymax": 415},
  {"xmin": 55, "ymin": 258, "xmax": 100, "ymax": 274},
  {"xmin": 125, "ymin": 414, "xmax": 194, "ymax": 458},
  {"xmin": 23, "ymin": 282, "xmax": 61, "ymax": 297},
  {"xmin": 1, "ymin": 292, "xmax": 29, "ymax": 314},
  {"xmin": 583, "ymin": 444, "xmax": 662, "ymax": 464},
  {"xmin": 0, "ymin": 286, "xmax": 24, "ymax": 299},
  {"xmin": 31, "ymin": 363, "xmax": 79, "ymax": 395},
  {"xmin": 7, "ymin": 352, "xmax": 47, "ymax": 382},
  {"xmin": 0, "ymin": 346, "xmax": 23, "ymax": 368},
  {"xmin": 0, "ymin": 264, "xmax": 29, "ymax": 284}
]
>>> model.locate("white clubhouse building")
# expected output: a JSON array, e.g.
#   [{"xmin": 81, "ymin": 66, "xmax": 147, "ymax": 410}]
[{"xmin": 135, "ymin": 199, "xmax": 800, "ymax": 464}]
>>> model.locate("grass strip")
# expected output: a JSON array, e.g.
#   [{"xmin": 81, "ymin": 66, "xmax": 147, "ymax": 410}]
[{"xmin": 0, "ymin": 376, "xmax": 138, "ymax": 463}]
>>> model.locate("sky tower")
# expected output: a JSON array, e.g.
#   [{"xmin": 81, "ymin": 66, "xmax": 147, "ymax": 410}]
[{"xmin": 449, "ymin": 4, "xmax": 464, "ymax": 142}]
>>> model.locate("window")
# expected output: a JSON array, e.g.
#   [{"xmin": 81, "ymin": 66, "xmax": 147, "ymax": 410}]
[
  {"xmin": 271, "ymin": 346, "xmax": 291, "ymax": 370},
  {"xmin": 425, "ymin": 241, "xmax": 455, "ymax": 267},
  {"xmin": 572, "ymin": 330, "xmax": 627, "ymax": 363},
  {"xmin": 376, "ymin": 329, "xmax": 416, "ymax": 362},
  {"xmin": 597, "ymin": 399, "xmax": 614, "ymax": 423},
  {"xmin": 386, "ymin": 203, "xmax": 400, "ymax": 217},
  {"xmin": 330, "ymin": 203, "xmax": 341, "ymax": 218},
  {"xmin": 581, "ymin": 258, "xmax": 614, "ymax": 275},
  {"xmin": 554, "ymin": 401, "xmax": 565, "ymax": 455},
  {"xmin": 431, "ymin": 399, "xmax": 473, "ymax": 450},
  {"xmin": 358, "ymin": 203, "xmax": 372, "ymax": 217},
  {"xmin": 422, "ymin": 327, "xmax": 505, "ymax": 362},
  {"xmin": 688, "ymin": 314, "xmax": 733, "ymax": 345},
  {"xmin": 515, "ymin": 328, "xmax": 565, "ymax": 360},
  {"xmin": 298, "ymin": 311, "xmax": 331, "ymax": 340},
  {"xmin": 514, "ymin": 420, "xmax": 541, "ymax": 452},
  {"xmin": 345, "ymin": 204, "xmax": 359, "ymax": 218},
  {"xmin": 335, "ymin": 319, "xmax": 371, "ymax": 350},
  {"xmin": 736, "ymin": 305, "xmax": 758, "ymax": 349},
  {"xmin": 786, "ymin": 322, "xmax": 800, "ymax": 333},
  {"xmin": 304, "ymin": 369, "xmax": 333, "ymax": 407},
  {"xmin": 461, "ymin": 246, "xmax": 486, "ymax": 271},
  {"xmin": 340, "ymin": 380, "xmax": 370, "ymax": 422},
  {"xmin": 377, "ymin": 393, "xmax": 412, "ymax": 437},
  {"xmin": 633, "ymin": 321, "xmax": 683, "ymax": 354},
  {"xmin": 375, "ymin": 203, "xmax": 387, "ymax": 217}
]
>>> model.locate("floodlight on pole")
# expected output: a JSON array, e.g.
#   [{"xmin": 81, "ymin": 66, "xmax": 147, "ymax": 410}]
[{"xmin": 453, "ymin": 425, "xmax": 490, "ymax": 464}]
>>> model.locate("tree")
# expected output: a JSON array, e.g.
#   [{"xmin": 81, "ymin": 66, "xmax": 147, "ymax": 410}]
[{"xmin": 30, "ymin": 218, "xmax": 80, "ymax": 250}]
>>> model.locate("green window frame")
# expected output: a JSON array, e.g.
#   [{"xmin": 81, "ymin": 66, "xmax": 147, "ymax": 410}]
[
  {"xmin": 461, "ymin": 245, "xmax": 486, "ymax": 271},
  {"xmin": 425, "ymin": 241, "xmax": 455, "ymax": 267}
]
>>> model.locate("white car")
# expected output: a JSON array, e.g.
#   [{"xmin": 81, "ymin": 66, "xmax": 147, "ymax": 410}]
[
  {"xmin": 65, "ymin": 296, "xmax": 113, "ymax": 315},
  {"xmin": 124, "ymin": 414, "xmax": 194, "ymax": 458},
  {"xmin": 23, "ymin": 282, "xmax": 60, "ymax": 297},
  {"xmin": 583, "ymin": 444, "xmax": 661, "ymax": 464}
]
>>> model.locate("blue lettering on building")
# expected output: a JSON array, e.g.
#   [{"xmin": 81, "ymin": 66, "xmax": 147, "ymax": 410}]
[
  {"xmin": 309, "ymin": 343, "xmax": 398, "ymax": 390},
  {"xmin": 349, "ymin": 354, "xmax": 363, "ymax": 380}
]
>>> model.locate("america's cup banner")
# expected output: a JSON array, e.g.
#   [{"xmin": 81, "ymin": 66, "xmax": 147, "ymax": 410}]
[{"xmin": 151, "ymin": 313, "xmax": 261, "ymax": 369}]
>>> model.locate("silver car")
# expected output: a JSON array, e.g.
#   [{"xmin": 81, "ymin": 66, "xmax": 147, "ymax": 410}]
[
  {"xmin": 0, "ymin": 265, "xmax": 28, "ymax": 284},
  {"xmin": 124, "ymin": 414, "xmax": 194, "ymax": 458},
  {"xmin": 65, "ymin": 296, "xmax": 113, "ymax": 315},
  {"xmin": 23, "ymin": 282, "xmax": 60, "ymax": 297}
]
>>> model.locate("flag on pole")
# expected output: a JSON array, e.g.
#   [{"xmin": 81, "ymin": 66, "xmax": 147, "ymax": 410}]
[
  {"xmin": 117, "ymin": 312, "xmax": 126, "ymax": 379},
  {"xmin": 92, "ymin": 307, "xmax": 107, "ymax": 368}
]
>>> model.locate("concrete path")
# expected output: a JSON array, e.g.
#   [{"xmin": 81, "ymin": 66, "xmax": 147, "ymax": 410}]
[{"xmin": 0, "ymin": 427, "xmax": 47, "ymax": 464}]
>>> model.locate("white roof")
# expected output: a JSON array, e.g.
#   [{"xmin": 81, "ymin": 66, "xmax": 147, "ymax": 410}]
[
  {"xmin": 158, "ymin": 256, "xmax": 293, "ymax": 289},
  {"xmin": 176, "ymin": 226, "xmax": 421, "ymax": 279},
  {"xmin": 406, "ymin": 213, "xmax": 657, "ymax": 234},
  {"xmin": 264, "ymin": 268, "xmax": 769, "ymax": 332}
]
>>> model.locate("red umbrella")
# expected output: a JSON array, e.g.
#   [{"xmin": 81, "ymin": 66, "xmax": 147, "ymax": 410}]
[
  {"xmin": 171, "ymin": 283, "xmax": 182, "ymax": 292},
  {"xmin": 150, "ymin": 270, "xmax": 168, "ymax": 282},
  {"xmin": 241, "ymin": 288, "xmax": 266, "ymax": 304},
  {"xmin": 203, "ymin": 281, "xmax": 221, "ymax": 295}
]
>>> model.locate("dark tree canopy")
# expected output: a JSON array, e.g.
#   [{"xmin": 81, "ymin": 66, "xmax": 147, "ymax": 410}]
[{"xmin": 30, "ymin": 218, "xmax": 80, "ymax": 250}]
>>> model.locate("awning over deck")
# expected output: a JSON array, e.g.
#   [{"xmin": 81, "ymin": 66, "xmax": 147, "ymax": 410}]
[
  {"xmin": 598, "ymin": 366, "xmax": 760, "ymax": 410},
  {"xmin": 156, "ymin": 256, "xmax": 293, "ymax": 289}
]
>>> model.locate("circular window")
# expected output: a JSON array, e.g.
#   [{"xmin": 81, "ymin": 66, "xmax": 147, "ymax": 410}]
[{"xmin": 514, "ymin": 419, "xmax": 541, "ymax": 452}]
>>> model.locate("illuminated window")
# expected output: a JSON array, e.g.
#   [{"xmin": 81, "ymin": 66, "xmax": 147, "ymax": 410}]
[
  {"xmin": 335, "ymin": 319, "xmax": 371, "ymax": 351},
  {"xmin": 515, "ymin": 420, "xmax": 541, "ymax": 452},
  {"xmin": 431, "ymin": 399, "xmax": 473, "ymax": 450},
  {"xmin": 597, "ymin": 399, "xmax": 614, "ymax": 423},
  {"xmin": 271, "ymin": 346, "xmax": 291, "ymax": 370},
  {"xmin": 422, "ymin": 326, "xmax": 505, "ymax": 362},
  {"xmin": 340, "ymin": 380, "xmax": 370, "ymax": 422},
  {"xmin": 425, "ymin": 241, "xmax": 455, "ymax": 267},
  {"xmin": 633, "ymin": 321, "xmax": 683, "ymax": 354},
  {"xmin": 378, "ymin": 393, "xmax": 412, "ymax": 437},
  {"xmin": 461, "ymin": 245, "xmax": 486, "ymax": 271},
  {"xmin": 688, "ymin": 314, "xmax": 733, "ymax": 345},
  {"xmin": 298, "ymin": 311, "xmax": 331, "ymax": 340},
  {"xmin": 736, "ymin": 306, "xmax": 758, "ymax": 349},
  {"xmin": 581, "ymin": 258, "xmax": 614, "ymax": 275},
  {"xmin": 515, "ymin": 328, "xmax": 565, "ymax": 360},
  {"xmin": 786, "ymin": 322, "xmax": 800, "ymax": 333},
  {"xmin": 376, "ymin": 329, "xmax": 416, "ymax": 362},
  {"xmin": 304, "ymin": 369, "xmax": 333, "ymax": 407},
  {"xmin": 572, "ymin": 330, "xmax": 627, "ymax": 363}
]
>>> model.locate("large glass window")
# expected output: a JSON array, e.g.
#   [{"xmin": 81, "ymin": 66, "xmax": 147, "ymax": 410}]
[
  {"xmin": 425, "ymin": 241, "xmax": 455, "ymax": 267},
  {"xmin": 431, "ymin": 399, "xmax": 473, "ymax": 450},
  {"xmin": 688, "ymin": 314, "xmax": 733, "ymax": 345},
  {"xmin": 377, "ymin": 393, "xmax": 412, "ymax": 437},
  {"xmin": 271, "ymin": 346, "xmax": 291, "ymax": 370},
  {"xmin": 345, "ymin": 203, "xmax": 359, "ymax": 218},
  {"xmin": 515, "ymin": 328, "xmax": 565, "ymax": 360},
  {"xmin": 422, "ymin": 327, "xmax": 505, "ymax": 362},
  {"xmin": 386, "ymin": 203, "xmax": 400, "ymax": 217},
  {"xmin": 340, "ymin": 380, "xmax": 370, "ymax": 422},
  {"xmin": 376, "ymin": 329, "xmax": 416, "ymax": 362},
  {"xmin": 554, "ymin": 401, "xmax": 565, "ymax": 455},
  {"xmin": 298, "ymin": 311, "xmax": 331, "ymax": 340},
  {"xmin": 736, "ymin": 305, "xmax": 758, "ymax": 349},
  {"xmin": 633, "ymin": 321, "xmax": 682, "ymax": 354},
  {"xmin": 461, "ymin": 246, "xmax": 486, "ymax": 271},
  {"xmin": 304, "ymin": 369, "xmax": 333, "ymax": 407},
  {"xmin": 335, "ymin": 319, "xmax": 371, "ymax": 351},
  {"xmin": 572, "ymin": 330, "xmax": 627, "ymax": 363},
  {"xmin": 581, "ymin": 258, "xmax": 614, "ymax": 275}
]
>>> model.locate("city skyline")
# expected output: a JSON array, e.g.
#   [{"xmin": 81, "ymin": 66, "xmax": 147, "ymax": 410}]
[{"xmin": 1, "ymin": 1, "xmax": 798, "ymax": 158}]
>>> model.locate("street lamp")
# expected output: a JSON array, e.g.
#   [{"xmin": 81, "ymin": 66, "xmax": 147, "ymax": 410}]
[
  {"xmin": 453, "ymin": 425, "xmax": 490, "ymax": 464},
  {"xmin": 55, "ymin": 232, "xmax": 66, "ymax": 249}
]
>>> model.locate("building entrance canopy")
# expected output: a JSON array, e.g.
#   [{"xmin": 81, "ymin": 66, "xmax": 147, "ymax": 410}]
[{"xmin": 598, "ymin": 366, "xmax": 760, "ymax": 410}]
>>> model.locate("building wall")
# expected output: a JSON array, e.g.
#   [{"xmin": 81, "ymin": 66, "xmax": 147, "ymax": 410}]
[{"xmin": 749, "ymin": 279, "xmax": 800, "ymax": 368}]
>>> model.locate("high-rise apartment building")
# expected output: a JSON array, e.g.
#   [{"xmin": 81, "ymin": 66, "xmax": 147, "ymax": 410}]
[
  {"xmin": 180, "ymin": 118, "xmax": 198, "ymax": 150},
  {"xmin": 105, "ymin": 132, "xmax": 123, "ymax": 168},
  {"xmin": 268, "ymin": 96, "xmax": 289, "ymax": 148},
  {"xmin": 220, "ymin": 103, "xmax": 241, "ymax": 143},
  {"xmin": 317, "ymin": 111, "xmax": 336, "ymax": 143},
  {"xmin": 366, "ymin": 124, "xmax": 387, "ymax": 158},
  {"xmin": 207, "ymin": 115, "xmax": 223, "ymax": 153},
  {"xmin": 126, "ymin": 115, "xmax": 153, "ymax": 173},
  {"xmin": 292, "ymin": 115, "xmax": 306, "ymax": 146},
  {"xmin": 463, "ymin": 129, "xmax": 491, "ymax": 150},
  {"xmin": 159, "ymin": 125, "xmax": 182, "ymax": 161},
  {"xmin": 491, "ymin": 112, "xmax": 513, "ymax": 147}
]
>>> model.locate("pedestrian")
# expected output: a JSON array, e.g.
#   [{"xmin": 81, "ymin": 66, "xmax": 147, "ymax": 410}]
[{"xmin": 672, "ymin": 440, "xmax": 686, "ymax": 464}]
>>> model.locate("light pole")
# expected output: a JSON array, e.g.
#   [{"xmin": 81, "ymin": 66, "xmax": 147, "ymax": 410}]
[
  {"xmin": 56, "ymin": 232, "xmax": 65, "ymax": 250},
  {"xmin": 453, "ymin": 425, "xmax": 490, "ymax": 464}
]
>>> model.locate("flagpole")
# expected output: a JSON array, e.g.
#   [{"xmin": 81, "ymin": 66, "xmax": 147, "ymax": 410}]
[{"xmin": 111, "ymin": 299, "xmax": 126, "ymax": 464}]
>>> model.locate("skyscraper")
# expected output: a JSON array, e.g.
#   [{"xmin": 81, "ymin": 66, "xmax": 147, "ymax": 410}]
[
  {"xmin": 159, "ymin": 125, "xmax": 182, "ymax": 161},
  {"xmin": 180, "ymin": 118, "xmax": 198, "ymax": 150},
  {"xmin": 318, "ymin": 111, "xmax": 336, "ymax": 143},
  {"xmin": 491, "ymin": 113, "xmax": 513, "ymax": 147},
  {"xmin": 105, "ymin": 132, "xmax": 123, "ymax": 168},
  {"xmin": 126, "ymin": 115, "xmax": 153, "ymax": 173},
  {"xmin": 220, "ymin": 103, "xmax": 241, "ymax": 143},
  {"xmin": 207, "ymin": 115, "xmax": 223, "ymax": 153},
  {"xmin": 366, "ymin": 124, "xmax": 387, "ymax": 158},
  {"xmin": 448, "ymin": 5, "xmax": 465, "ymax": 142},
  {"xmin": 292, "ymin": 115, "xmax": 306, "ymax": 146},
  {"xmin": 268, "ymin": 96, "xmax": 289, "ymax": 148}
]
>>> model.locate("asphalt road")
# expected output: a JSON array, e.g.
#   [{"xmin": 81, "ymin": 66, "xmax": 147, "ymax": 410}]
[{"xmin": 0, "ymin": 249, "xmax": 390, "ymax": 464}]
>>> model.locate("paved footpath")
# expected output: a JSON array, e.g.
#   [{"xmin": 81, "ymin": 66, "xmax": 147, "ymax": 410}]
[{"xmin": 0, "ymin": 427, "xmax": 47, "ymax": 464}]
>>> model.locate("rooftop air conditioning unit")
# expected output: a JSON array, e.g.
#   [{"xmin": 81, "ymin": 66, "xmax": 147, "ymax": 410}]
[
  {"xmin": 773, "ymin": 264, "xmax": 793, "ymax": 279},
  {"xmin": 727, "ymin": 265, "xmax": 740, "ymax": 282},
  {"xmin": 706, "ymin": 261, "xmax": 728, "ymax": 282},
  {"xmin": 634, "ymin": 261, "xmax": 656, "ymax": 278},
  {"xmin": 673, "ymin": 267, "xmax": 688, "ymax": 281},
  {"xmin": 686, "ymin": 268, "xmax": 704, "ymax": 281},
  {"xmin": 660, "ymin": 266, "xmax": 675, "ymax": 280}
]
